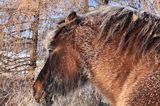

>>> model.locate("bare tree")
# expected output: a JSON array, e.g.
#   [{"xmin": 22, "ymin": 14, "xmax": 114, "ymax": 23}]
[
  {"xmin": 83, "ymin": 0, "xmax": 89, "ymax": 13},
  {"xmin": 29, "ymin": 1, "xmax": 41, "ymax": 80},
  {"xmin": 158, "ymin": 0, "xmax": 160, "ymax": 13}
]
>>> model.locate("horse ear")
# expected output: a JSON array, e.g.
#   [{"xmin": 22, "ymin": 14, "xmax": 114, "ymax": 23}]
[
  {"xmin": 57, "ymin": 19, "xmax": 65, "ymax": 24},
  {"xmin": 67, "ymin": 11, "xmax": 77, "ymax": 21}
]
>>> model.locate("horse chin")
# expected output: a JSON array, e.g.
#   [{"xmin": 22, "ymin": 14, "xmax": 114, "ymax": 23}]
[
  {"xmin": 37, "ymin": 93, "xmax": 54, "ymax": 106},
  {"xmin": 39, "ymin": 92, "xmax": 54, "ymax": 106},
  {"xmin": 34, "ymin": 90, "xmax": 46, "ymax": 104}
]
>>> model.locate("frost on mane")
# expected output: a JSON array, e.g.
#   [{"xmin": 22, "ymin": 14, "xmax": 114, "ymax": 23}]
[{"xmin": 43, "ymin": 29, "xmax": 58, "ymax": 50}]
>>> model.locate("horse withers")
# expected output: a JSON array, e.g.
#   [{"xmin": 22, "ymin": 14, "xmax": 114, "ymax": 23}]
[{"xmin": 33, "ymin": 6, "xmax": 160, "ymax": 106}]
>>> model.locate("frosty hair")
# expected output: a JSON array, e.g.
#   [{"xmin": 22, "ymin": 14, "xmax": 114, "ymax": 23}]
[{"xmin": 43, "ymin": 29, "xmax": 57, "ymax": 50}]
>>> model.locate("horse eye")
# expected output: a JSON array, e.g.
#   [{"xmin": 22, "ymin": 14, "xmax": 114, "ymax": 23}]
[
  {"xmin": 48, "ymin": 46, "xmax": 56, "ymax": 53},
  {"xmin": 48, "ymin": 49, "xmax": 53, "ymax": 53}
]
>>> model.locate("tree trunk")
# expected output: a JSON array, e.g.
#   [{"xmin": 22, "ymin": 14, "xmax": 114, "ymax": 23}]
[
  {"xmin": 29, "ymin": 9, "xmax": 39, "ymax": 80},
  {"xmin": 158, "ymin": 0, "xmax": 160, "ymax": 13},
  {"xmin": 141, "ymin": 0, "xmax": 149, "ymax": 12},
  {"xmin": 72, "ymin": 0, "xmax": 80, "ymax": 7},
  {"xmin": 138, "ymin": 0, "xmax": 141, "ymax": 9},
  {"xmin": 83, "ymin": 0, "xmax": 89, "ymax": 13}
]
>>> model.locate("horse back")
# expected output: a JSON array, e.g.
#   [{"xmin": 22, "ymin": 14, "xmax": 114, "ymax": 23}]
[{"xmin": 91, "ymin": 46, "xmax": 160, "ymax": 106}]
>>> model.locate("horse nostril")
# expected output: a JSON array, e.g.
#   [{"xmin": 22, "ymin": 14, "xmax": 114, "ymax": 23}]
[
  {"xmin": 33, "ymin": 90, "xmax": 46, "ymax": 103},
  {"xmin": 34, "ymin": 95, "xmax": 41, "ymax": 103},
  {"xmin": 33, "ymin": 90, "xmax": 41, "ymax": 103}
]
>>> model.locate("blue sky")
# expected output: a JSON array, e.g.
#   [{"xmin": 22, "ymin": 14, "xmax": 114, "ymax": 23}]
[{"xmin": 89, "ymin": 0, "xmax": 98, "ymax": 7}]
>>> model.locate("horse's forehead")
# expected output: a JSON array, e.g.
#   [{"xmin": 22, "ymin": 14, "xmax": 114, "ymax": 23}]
[{"xmin": 43, "ymin": 14, "xmax": 99, "ymax": 50}]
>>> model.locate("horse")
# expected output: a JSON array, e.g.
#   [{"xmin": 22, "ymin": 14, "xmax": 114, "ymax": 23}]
[{"xmin": 33, "ymin": 6, "xmax": 160, "ymax": 106}]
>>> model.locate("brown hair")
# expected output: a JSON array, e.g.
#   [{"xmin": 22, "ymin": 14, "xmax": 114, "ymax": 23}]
[{"xmin": 33, "ymin": 6, "xmax": 160, "ymax": 106}]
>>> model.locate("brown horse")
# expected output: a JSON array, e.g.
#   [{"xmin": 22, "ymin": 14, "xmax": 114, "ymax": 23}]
[{"xmin": 33, "ymin": 6, "xmax": 160, "ymax": 106}]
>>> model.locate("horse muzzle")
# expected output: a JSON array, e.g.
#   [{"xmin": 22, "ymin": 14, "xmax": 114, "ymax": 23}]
[{"xmin": 34, "ymin": 90, "xmax": 46, "ymax": 103}]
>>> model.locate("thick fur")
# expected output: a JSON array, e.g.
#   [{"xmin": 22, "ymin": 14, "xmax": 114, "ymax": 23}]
[{"xmin": 33, "ymin": 6, "xmax": 160, "ymax": 106}]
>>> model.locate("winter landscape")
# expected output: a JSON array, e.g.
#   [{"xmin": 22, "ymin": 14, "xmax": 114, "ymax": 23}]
[{"xmin": 0, "ymin": 0, "xmax": 160, "ymax": 106}]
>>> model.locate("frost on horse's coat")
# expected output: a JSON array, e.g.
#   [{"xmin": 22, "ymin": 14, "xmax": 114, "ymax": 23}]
[{"xmin": 33, "ymin": 6, "xmax": 160, "ymax": 106}]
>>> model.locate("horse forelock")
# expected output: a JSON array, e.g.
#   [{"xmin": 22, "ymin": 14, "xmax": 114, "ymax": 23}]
[{"xmin": 43, "ymin": 16, "xmax": 84, "ymax": 51}]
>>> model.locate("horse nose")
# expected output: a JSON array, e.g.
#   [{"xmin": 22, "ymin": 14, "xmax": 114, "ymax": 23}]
[
  {"xmin": 33, "ymin": 90, "xmax": 47, "ymax": 103},
  {"xmin": 33, "ymin": 88, "xmax": 40, "ymax": 103}
]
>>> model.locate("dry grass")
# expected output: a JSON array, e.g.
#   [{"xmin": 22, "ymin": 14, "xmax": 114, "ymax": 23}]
[
  {"xmin": 0, "ymin": 57, "xmax": 110, "ymax": 106},
  {"xmin": 0, "ymin": 75, "xmax": 110, "ymax": 106},
  {"xmin": 0, "ymin": 76, "xmax": 37, "ymax": 106}
]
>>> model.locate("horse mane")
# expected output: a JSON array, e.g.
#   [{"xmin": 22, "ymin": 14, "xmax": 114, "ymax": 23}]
[
  {"xmin": 99, "ymin": 7, "xmax": 160, "ymax": 58},
  {"xmin": 45, "ymin": 6, "xmax": 160, "ymax": 59}
]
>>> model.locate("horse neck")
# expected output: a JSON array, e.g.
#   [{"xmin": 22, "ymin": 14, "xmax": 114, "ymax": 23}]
[{"xmin": 75, "ymin": 28, "xmax": 99, "ymax": 62}]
